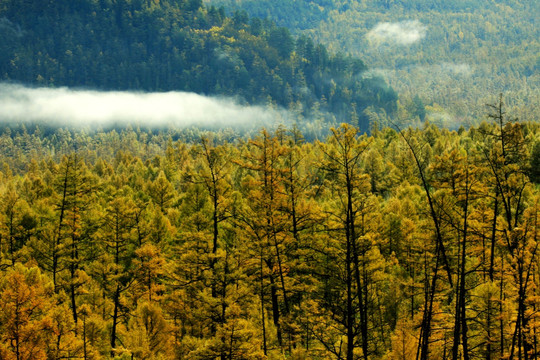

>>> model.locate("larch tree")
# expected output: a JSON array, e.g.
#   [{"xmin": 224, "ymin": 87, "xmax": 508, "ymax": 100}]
[
  {"xmin": 0, "ymin": 264, "xmax": 54, "ymax": 360},
  {"xmin": 98, "ymin": 191, "xmax": 137, "ymax": 357},
  {"xmin": 236, "ymin": 128, "xmax": 296, "ymax": 355},
  {"xmin": 318, "ymin": 123, "xmax": 372, "ymax": 360}
]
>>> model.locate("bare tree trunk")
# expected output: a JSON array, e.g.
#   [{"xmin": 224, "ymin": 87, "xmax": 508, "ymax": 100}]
[
  {"xmin": 270, "ymin": 274, "xmax": 283, "ymax": 350},
  {"xmin": 110, "ymin": 285, "xmax": 120, "ymax": 357},
  {"xmin": 260, "ymin": 246, "xmax": 267, "ymax": 356},
  {"xmin": 417, "ymin": 245, "xmax": 441, "ymax": 360}
]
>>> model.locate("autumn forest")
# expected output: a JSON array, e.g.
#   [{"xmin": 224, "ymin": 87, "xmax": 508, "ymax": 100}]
[
  {"xmin": 1, "ymin": 105, "xmax": 539, "ymax": 359},
  {"xmin": 0, "ymin": 0, "xmax": 539, "ymax": 359}
]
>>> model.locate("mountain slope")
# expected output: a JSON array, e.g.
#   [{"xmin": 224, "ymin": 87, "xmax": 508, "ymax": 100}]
[
  {"xmin": 207, "ymin": 0, "xmax": 539, "ymax": 125},
  {"xmin": 0, "ymin": 0, "xmax": 397, "ymax": 130}
]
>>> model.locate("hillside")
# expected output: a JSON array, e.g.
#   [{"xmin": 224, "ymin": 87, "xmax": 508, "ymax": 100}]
[
  {"xmin": 0, "ymin": 119, "xmax": 539, "ymax": 359},
  {"xmin": 0, "ymin": 0, "xmax": 397, "ymax": 131},
  {"xmin": 206, "ymin": 0, "xmax": 540, "ymax": 126}
]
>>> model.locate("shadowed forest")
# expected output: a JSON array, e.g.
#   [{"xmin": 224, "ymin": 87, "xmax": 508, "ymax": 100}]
[{"xmin": 207, "ymin": 0, "xmax": 540, "ymax": 126}]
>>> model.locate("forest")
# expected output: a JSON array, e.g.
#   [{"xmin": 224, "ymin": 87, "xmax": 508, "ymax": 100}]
[
  {"xmin": 206, "ymin": 0, "xmax": 540, "ymax": 126},
  {"xmin": 0, "ymin": 0, "xmax": 397, "ymax": 131},
  {"xmin": 0, "ymin": 103, "xmax": 539, "ymax": 359},
  {"xmin": 0, "ymin": 0, "xmax": 539, "ymax": 359}
]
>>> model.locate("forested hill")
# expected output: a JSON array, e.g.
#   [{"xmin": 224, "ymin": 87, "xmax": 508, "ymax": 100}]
[
  {"xmin": 206, "ymin": 0, "xmax": 539, "ymax": 125},
  {"xmin": 0, "ymin": 0, "xmax": 397, "ymax": 131}
]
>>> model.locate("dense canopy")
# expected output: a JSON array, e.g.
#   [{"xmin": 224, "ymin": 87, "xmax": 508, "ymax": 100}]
[{"xmin": 0, "ymin": 115, "xmax": 539, "ymax": 359}]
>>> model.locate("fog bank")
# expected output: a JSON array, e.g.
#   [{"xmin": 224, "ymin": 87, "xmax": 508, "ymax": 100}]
[
  {"xmin": 0, "ymin": 83, "xmax": 287, "ymax": 129},
  {"xmin": 366, "ymin": 20, "xmax": 427, "ymax": 45}
]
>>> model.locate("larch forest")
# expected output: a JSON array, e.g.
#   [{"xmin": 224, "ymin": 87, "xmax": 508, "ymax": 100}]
[{"xmin": 0, "ymin": 0, "xmax": 538, "ymax": 359}]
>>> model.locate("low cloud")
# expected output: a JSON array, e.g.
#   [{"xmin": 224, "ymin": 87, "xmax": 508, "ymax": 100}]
[
  {"xmin": 404, "ymin": 62, "xmax": 473, "ymax": 77},
  {"xmin": 427, "ymin": 111, "xmax": 464, "ymax": 130},
  {"xmin": 439, "ymin": 62, "xmax": 472, "ymax": 75},
  {"xmin": 366, "ymin": 20, "xmax": 427, "ymax": 45},
  {"xmin": 360, "ymin": 68, "xmax": 394, "ymax": 80},
  {"xmin": 0, "ymin": 83, "xmax": 287, "ymax": 129}
]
